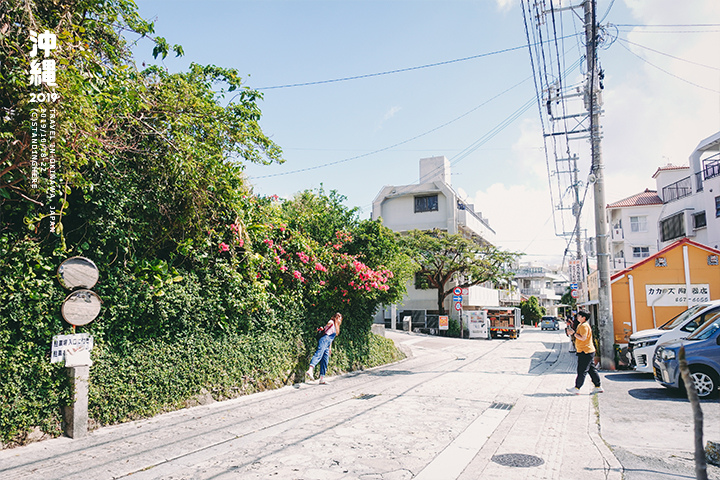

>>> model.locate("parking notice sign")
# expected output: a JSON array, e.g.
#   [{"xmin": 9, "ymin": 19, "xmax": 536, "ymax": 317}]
[{"xmin": 454, "ymin": 302, "xmax": 462, "ymax": 311}]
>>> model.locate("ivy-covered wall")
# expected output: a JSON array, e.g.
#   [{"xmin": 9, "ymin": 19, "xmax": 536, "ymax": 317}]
[{"xmin": 0, "ymin": 0, "xmax": 410, "ymax": 447}]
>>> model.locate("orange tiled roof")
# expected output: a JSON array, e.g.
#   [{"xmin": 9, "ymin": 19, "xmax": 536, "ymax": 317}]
[
  {"xmin": 606, "ymin": 188, "xmax": 662, "ymax": 208},
  {"xmin": 651, "ymin": 164, "xmax": 689, "ymax": 179}
]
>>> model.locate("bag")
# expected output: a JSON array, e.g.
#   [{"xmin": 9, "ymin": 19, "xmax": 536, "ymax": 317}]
[{"xmin": 315, "ymin": 326, "xmax": 326, "ymax": 340}]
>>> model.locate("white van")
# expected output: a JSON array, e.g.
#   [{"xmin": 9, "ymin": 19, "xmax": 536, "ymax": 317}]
[{"xmin": 629, "ymin": 300, "xmax": 720, "ymax": 373}]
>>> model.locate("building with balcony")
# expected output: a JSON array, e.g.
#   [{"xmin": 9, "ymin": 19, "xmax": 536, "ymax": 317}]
[
  {"xmin": 372, "ymin": 156, "xmax": 511, "ymax": 324},
  {"xmin": 606, "ymin": 189, "xmax": 663, "ymax": 273},
  {"xmin": 513, "ymin": 264, "xmax": 563, "ymax": 315},
  {"xmin": 606, "ymin": 130, "xmax": 720, "ymax": 273}
]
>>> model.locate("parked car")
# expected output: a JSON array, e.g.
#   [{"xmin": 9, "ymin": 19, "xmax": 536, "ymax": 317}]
[
  {"xmin": 540, "ymin": 316, "xmax": 559, "ymax": 330},
  {"xmin": 628, "ymin": 300, "xmax": 720, "ymax": 373},
  {"xmin": 653, "ymin": 311, "xmax": 720, "ymax": 398}
]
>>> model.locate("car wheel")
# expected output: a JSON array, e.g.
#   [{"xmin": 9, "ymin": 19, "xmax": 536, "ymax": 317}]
[{"xmin": 690, "ymin": 367, "xmax": 720, "ymax": 398}]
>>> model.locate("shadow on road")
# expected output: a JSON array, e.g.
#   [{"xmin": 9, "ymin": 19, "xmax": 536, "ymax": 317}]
[
  {"xmin": 525, "ymin": 392, "xmax": 569, "ymax": 398},
  {"xmin": 367, "ymin": 370, "xmax": 415, "ymax": 377},
  {"xmin": 603, "ymin": 372, "xmax": 654, "ymax": 382}
]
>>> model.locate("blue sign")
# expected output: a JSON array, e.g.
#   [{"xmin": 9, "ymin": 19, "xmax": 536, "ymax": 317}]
[
  {"xmin": 570, "ymin": 283, "xmax": 578, "ymax": 290},
  {"xmin": 453, "ymin": 295, "xmax": 462, "ymax": 302}
]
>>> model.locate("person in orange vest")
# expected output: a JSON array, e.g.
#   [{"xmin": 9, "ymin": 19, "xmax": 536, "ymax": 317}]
[{"xmin": 566, "ymin": 311, "xmax": 603, "ymax": 395}]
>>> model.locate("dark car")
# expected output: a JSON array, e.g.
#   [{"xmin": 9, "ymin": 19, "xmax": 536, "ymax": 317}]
[
  {"xmin": 540, "ymin": 316, "xmax": 559, "ymax": 330},
  {"xmin": 653, "ymin": 316, "xmax": 720, "ymax": 398}
]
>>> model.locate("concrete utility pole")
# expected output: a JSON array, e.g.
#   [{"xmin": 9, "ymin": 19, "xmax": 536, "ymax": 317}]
[{"xmin": 584, "ymin": 0, "xmax": 615, "ymax": 369}]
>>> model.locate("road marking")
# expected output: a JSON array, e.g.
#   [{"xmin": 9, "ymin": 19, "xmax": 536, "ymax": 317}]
[{"xmin": 414, "ymin": 406, "xmax": 510, "ymax": 480}]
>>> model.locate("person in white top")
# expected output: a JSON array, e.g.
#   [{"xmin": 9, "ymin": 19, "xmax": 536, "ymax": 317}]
[{"xmin": 306, "ymin": 313, "xmax": 343, "ymax": 384}]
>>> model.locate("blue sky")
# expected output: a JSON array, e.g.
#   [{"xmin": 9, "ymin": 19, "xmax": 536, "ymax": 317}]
[{"xmin": 132, "ymin": 0, "xmax": 720, "ymax": 264}]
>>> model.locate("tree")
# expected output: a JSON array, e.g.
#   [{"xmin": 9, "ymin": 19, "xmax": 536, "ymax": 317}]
[
  {"xmin": 521, "ymin": 296, "xmax": 545, "ymax": 326},
  {"xmin": 560, "ymin": 286, "xmax": 577, "ymax": 316},
  {"xmin": 400, "ymin": 229, "xmax": 518, "ymax": 314}
]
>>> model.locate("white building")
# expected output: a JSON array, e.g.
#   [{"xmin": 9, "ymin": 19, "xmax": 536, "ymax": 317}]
[
  {"xmin": 661, "ymin": 131, "xmax": 720, "ymax": 250},
  {"xmin": 513, "ymin": 265, "xmax": 563, "ymax": 315},
  {"xmin": 607, "ymin": 188, "xmax": 663, "ymax": 273},
  {"xmin": 371, "ymin": 156, "xmax": 518, "ymax": 324},
  {"xmin": 606, "ymin": 130, "xmax": 720, "ymax": 272}
]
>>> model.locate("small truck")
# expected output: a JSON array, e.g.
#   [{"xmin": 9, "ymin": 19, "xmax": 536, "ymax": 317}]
[{"xmin": 486, "ymin": 307, "xmax": 522, "ymax": 339}]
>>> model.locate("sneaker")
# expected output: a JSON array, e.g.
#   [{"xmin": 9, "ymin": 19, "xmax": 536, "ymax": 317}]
[
  {"xmin": 566, "ymin": 387, "xmax": 580, "ymax": 395},
  {"xmin": 319, "ymin": 376, "xmax": 328, "ymax": 385},
  {"xmin": 591, "ymin": 386, "xmax": 604, "ymax": 394},
  {"xmin": 305, "ymin": 368, "xmax": 314, "ymax": 381}
]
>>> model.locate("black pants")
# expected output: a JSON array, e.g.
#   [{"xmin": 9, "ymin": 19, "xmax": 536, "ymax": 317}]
[{"xmin": 575, "ymin": 352, "xmax": 601, "ymax": 389}]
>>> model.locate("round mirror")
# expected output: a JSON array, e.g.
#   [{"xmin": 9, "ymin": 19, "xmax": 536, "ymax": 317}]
[
  {"xmin": 57, "ymin": 257, "xmax": 99, "ymax": 290},
  {"xmin": 61, "ymin": 290, "xmax": 102, "ymax": 326}
]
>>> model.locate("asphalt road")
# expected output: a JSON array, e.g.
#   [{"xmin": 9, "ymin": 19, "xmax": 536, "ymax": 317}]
[{"xmin": 1, "ymin": 325, "xmax": 719, "ymax": 480}]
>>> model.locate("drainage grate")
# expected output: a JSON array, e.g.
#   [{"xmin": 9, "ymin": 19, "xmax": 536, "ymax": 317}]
[
  {"xmin": 355, "ymin": 394, "xmax": 379, "ymax": 400},
  {"xmin": 456, "ymin": 357, "xmax": 466, "ymax": 361},
  {"xmin": 489, "ymin": 402, "xmax": 514, "ymax": 411},
  {"xmin": 491, "ymin": 453, "xmax": 544, "ymax": 468}
]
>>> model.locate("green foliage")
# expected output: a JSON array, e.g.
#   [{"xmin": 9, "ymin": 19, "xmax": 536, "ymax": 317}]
[
  {"xmin": 89, "ymin": 331, "xmax": 298, "ymax": 424},
  {"xmin": 0, "ymin": 1, "xmax": 408, "ymax": 447},
  {"xmin": 560, "ymin": 286, "xmax": 577, "ymax": 310},
  {"xmin": 400, "ymin": 229, "xmax": 519, "ymax": 314},
  {"xmin": 520, "ymin": 296, "xmax": 546, "ymax": 325}
]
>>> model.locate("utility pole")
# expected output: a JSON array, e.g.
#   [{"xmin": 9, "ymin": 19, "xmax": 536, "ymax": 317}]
[{"xmin": 584, "ymin": 0, "xmax": 615, "ymax": 369}]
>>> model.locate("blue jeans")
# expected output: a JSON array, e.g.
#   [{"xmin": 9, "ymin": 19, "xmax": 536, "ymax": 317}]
[{"xmin": 310, "ymin": 333, "xmax": 336, "ymax": 376}]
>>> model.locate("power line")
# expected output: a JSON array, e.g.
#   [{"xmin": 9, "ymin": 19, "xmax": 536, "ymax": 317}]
[
  {"xmin": 613, "ymin": 23, "xmax": 720, "ymax": 27},
  {"xmin": 616, "ymin": 37, "xmax": 720, "ymax": 71},
  {"xmin": 617, "ymin": 40, "xmax": 720, "ymax": 93},
  {"xmin": 249, "ymin": 75, "xmax": 533, "ymax": 179},
  {"xmin": 253, "ymin": 35, "xmax": 582, "ymax": 90}
]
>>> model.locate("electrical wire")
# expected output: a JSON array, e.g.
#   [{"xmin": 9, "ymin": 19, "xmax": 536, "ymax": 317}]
[
  {"xmin": 249, "ymin": 75, "xmax": 533, "ymax": 180},
  {"xmin": 615, "ymin": 37, "xmax": 720, "ymax": 71},
  {"xmin": 617, "ymin": 40, "xmax": 720, "ymax": 93},
  {"xmin": 253, "ymin": 34, "xmax": 582, "ymax": 91}
]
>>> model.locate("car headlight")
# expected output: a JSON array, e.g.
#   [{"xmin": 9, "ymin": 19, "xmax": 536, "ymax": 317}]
[
  {"xmin": 661, "ymin": 349, "xmax": 676, "ymax": 360},
  {"xmin": 633, "ymin": 338, "xmax": 660, "ymax": 349}
]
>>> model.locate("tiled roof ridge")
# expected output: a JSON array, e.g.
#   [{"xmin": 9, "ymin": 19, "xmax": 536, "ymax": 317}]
[{"xmin": 606, "ymin": 188, "xmax": 662, "ymax": 208}]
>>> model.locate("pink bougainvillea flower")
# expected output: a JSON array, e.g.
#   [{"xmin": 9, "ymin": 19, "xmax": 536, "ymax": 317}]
[
  {"xmin": 218, "ymin": 242, "xmax": 230, "ymax": 252},
  {"xmin": 297, "ymin": 252, "xmax": 310, "ymax": 264},
  {"xmin": 320, "ymin": 281, "xmax": 326, "ymax": 286},
  {"xmin": 314, "ymin": 262, "xmax": 327, "ymax": 272},
  {"xmin": 237, "ymin": 238, "xmax": 244, "ymax": 247}
]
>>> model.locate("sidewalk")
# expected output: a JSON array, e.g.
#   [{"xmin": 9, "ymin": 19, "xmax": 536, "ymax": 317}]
[
  {"xmin": 0, "ymin": 329, "xmax": 622, "ymax": 480},
  {"xmin": 456, "ymin": 340, "xmax": 623, "ymax": 479}
]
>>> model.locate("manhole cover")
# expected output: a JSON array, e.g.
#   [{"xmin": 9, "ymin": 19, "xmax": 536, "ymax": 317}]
[
  {"xmin": 355, "ymin": 394, "xmax": 379, "ymax": 400},
  {"xmin": 491, "ymin": 453, "xmax": 544, "ymax": 468}
]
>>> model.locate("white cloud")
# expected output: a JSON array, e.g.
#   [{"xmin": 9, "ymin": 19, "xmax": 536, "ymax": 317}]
[
  {"xmin": 472, "ymin": 182, "xmax": 575, "ymax": 265},
  {"xmin": 376, "ymin": 105, "xmax": 402, "ymax": 131}
]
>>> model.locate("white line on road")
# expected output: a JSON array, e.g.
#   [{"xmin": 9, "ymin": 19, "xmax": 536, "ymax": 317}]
[{"xmin": 414, "ymin": 406, "xmax": 510, "ymax": 480}]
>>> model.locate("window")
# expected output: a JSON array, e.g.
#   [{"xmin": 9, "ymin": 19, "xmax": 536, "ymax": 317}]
[
  {"xmin": 632, "ymin": 247, "xmax": 650, "ymax": 258},
  {"xmin": 630, "ymin": 216, "xmax": 647, "ymax": 232},
  {"xmin": 660, "ymin": 212, "xmax": 685, "ymax": 242},
  {"xmin": 414, "ymin": 195, "xmax": 438, "ymax": 213},
  {"xmin": 693, "ymin": 211, "xmax": 707, "ymax": 229},
  {"xmin": 716, "ymin": 196, "xmax": 720, "ymax": 217}
]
